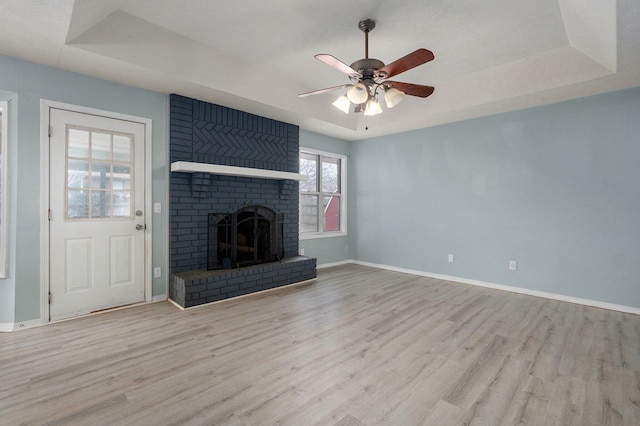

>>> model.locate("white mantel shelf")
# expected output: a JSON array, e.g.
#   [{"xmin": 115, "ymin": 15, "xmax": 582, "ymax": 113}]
[{"xmin": 170, "ymin": 161, "xmax": 307, "ymax": 181}]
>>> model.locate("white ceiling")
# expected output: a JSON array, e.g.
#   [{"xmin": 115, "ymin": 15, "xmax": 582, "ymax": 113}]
[{"xmin": 1, "ymin": 0, "xmax": 639, "ymax": 141}]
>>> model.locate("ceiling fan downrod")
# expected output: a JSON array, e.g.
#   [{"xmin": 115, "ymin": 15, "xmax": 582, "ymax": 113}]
[
  {"xmin": 350, "ymin": 19, "xmax": 385, "ymax": 84},
  {"xmin": 358, "ymin": 19, "xmax": 376, "ymax": 59}
]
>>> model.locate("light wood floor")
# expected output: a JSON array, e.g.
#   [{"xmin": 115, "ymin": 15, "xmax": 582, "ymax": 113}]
[{"xmin": 2, "ymin": 264, "xmax": 640, "ymax": 425}]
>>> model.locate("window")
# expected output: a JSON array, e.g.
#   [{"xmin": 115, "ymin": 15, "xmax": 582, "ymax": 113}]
[
  {"xmin": 65, "ymin": 126, "xmax": 134, "ymax": 220},
  {"xmin": 0, "ymin": 101, "xmax": 8, "ymax": 277},
  {"xmin": 299, "ymin": 148, "xmax": 346, "ymax": 237}
]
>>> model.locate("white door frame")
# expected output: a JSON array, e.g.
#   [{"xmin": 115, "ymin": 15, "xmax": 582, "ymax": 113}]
[{"xmin": 39, "ymin": 100, "xmax": 153, "ymax": 324}]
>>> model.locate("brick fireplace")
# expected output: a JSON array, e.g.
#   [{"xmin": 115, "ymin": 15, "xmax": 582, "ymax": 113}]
[{"xmin": 168, "ymin": 94, "xmax": 316, "ymax": 308}]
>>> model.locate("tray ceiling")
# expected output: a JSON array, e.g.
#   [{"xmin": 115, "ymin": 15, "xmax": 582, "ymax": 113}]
[{"xmin": 1, "ymin": 0, "xmax": 639, "ymax": 140}]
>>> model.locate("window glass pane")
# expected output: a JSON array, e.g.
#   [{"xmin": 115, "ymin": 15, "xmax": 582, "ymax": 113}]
[
  {"xmin": 0, "ymin": 108, "xmax": 2, "ymax": 225},
  {"xmin": 68, "ymin": 159, "xmax": 90, "ymax": 189},
  {"xmin": 91, "ymin": 131, "xmax": 111, "ymax": 160},
  {"xmin": 112, "ymin": 191, "xmax": 131, "ymax": 217},
  {"xmin": 112, "ymin": 164, "xmax": 131, "ymax": 190},
  {"xmin": 68, "ymin": 128, "xmax": 89, "ymax": 158},
  {"xmin": 299, "ymin": 153, "xmax": 317, "ymax": 192},
  {"xmin": 0, "ymin": 105, "xmax": 3, "ymax": 278},
  {"xmin": 67, "ymin": 189, "xmax": 89, "ymax": 219},
  {"xmin": 91, "ymin": 190, "xmax": 111, "ymax": 218},
  {"xmin": 322, "ymin": 156, "xmax": 340, "ymax": 193},
  {"xmin": 91, "ymin": 162, "xmax": 112, "ymax": 189},
  {"xmin": 299, "ymin": 194, "xmax": 318, "ymax": 233},
  {"xmin": 323, "ymin": 195, "xmax": 340, "ymax": 232},
  {"xmin": 113, "ymin": 134, "xmax": 132, "ymax": 162}
]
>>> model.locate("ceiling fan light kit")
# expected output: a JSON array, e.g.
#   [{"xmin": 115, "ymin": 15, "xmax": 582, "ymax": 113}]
[
  {"xmin": 332, "ymin": 95, "xmax": 351, "ymax": 114},
  {"xmin": 346, "ymin": 82, "xmax": 369, "ymax": 104},
  {"xmin": 383, "ymin": 87, "xmax": 405, "ymax": 109},
  {"xmin": 364, "ymin": 98, "xmax": 383, "ymax": 116},
  {"xmin": 299, "ymin": 18, "xmax": 435, "ymax": 119}
]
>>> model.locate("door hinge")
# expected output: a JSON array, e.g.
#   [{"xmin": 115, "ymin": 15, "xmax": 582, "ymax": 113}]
[
  {"xmin": 48, "ymin": 209, "xmax": 52, "ymax": 221},
  {"xmin": 48, "ymin": 125, "xmax": 52, "ymax": 138},
  {"xmin": 48, "ymin": 292, "xmax": 52, "ymax": 305}
]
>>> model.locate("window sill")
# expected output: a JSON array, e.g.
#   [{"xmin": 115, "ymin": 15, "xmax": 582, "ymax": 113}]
[{"xmin": 300, "ymin": 231, "xmax": 348, "ymax": 240}]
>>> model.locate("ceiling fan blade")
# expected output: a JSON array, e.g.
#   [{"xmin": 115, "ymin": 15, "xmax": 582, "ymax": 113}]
[
  {"xmin": 377, "ymin": 48, "xmax": 434, "ymax": 79},
  {"xmin": 315, "ymin": 54, "xmax": 361, "ymax": 76},
  {"xmin": 298, "ymin": 84, "xmax": 352, "ymax": 98},
  {"xmin": 386, "ymin": 81, "xmax": 435, "ymax": 98}
]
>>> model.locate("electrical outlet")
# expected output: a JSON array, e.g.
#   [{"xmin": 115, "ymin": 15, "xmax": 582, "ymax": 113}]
[
  {"xmin": 154, "ymin": 267, "xmax": 162, "ymax": 278},
  {"xmin": 448, "ymin": 254, "xmax": 454, "ymax": 263},
  {"xmin": 509, "ymin": 260, "xmax": 517, "ymax": 271},
  {"xmin": 300, "ymin": 248, "xmax": 305, "ymax": 256}
]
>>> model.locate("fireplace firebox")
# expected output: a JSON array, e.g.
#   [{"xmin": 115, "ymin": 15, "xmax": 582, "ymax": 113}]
[{"xmin": 208, "ymin": 205, "xmax": 284, "ymax": 270}]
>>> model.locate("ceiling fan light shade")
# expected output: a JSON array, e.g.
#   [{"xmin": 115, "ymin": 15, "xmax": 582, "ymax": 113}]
[
  {"xmin": 384, "ymin": 87, "xmax": 405, "ymax": 108},
  {"xmin": 346, "ymin": 82, "xmax": 369, "ymax": 104},
  {"xmin": 364, "ymin": 98, "xmax": 383, "ymax": 116},
  {"xmin": 332, "ymin": 95, "xmax": 351, "ymax": 114}
]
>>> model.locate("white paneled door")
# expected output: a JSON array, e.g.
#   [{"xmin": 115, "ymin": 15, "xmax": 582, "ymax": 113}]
[{"xmin": 49, "ymin": 108, "xmax": 145, "ymax": 321}]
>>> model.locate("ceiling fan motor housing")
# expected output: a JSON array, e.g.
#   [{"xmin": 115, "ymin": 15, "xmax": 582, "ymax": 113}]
[{"xmin": 350, "ymin": 58, "xmax": 385, "ymax": 75}]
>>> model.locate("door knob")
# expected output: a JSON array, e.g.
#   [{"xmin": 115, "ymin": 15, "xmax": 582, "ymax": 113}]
[{"xmin": 136, "ymin": 224, "xmax": 144, "ymax": 230}]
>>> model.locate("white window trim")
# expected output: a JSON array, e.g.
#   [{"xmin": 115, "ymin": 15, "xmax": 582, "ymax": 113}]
[
  {"xmin": 0, "ymin": 101, "xmax": 8, "ymax": 278},
  {"xmin": 299, "ymin": 147, "xmax": 347, "ymax": 240}
]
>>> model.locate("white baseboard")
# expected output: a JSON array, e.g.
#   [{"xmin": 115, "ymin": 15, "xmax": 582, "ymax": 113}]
[
  {"xmin": 0, "ymin": 318, "xmax": 45, "ymax": 332},
  {"xmin": 317, "ymin": 260, "xmax": 353, "ymax": 269},
  {"xmin": 151, "ymin": 294, "xmax": 168, "ymax": 302},
  {"xmin": 349, "ymin": 260, "xmax": 640, "ymax": 316}
]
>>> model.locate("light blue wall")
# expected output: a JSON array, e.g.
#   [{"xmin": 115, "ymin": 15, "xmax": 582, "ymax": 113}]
[
  {"xmin": 0, "ymin": 54, "xmax": 169, "ymax": 324},
  {"xmin": 1, "ymin": 51, "xmax": 638, "ymax": 323},
  {"xmin": 351, "ymin": 87, "xmax": 640, "ymax": 308},
  {"xmin": 299, "ymin": 129, "xmax": 352, "ymax": 266}
]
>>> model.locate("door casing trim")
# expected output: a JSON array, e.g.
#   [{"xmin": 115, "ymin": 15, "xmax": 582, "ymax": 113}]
[{"xmin": 39, "ymin": 100, "xmax": 153, "ymax": 324}]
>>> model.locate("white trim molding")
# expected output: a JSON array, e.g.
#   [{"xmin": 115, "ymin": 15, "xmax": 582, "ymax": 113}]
[
  {"xmin": 0, "ymin": 100, "xmax": 8, "ymax": 278},
  {"xmin": 350, "ymin": 260, "xmax": 640, "ymax": 316},
  {"xmin": 0, "ymin": 318, "xmax": 43, "ymax": 332},
  {"xmin": 317, "ymin": 260, "xmax": 353, "ymax": 269},
  {"xmin": 151, "ymin": 294, "xmax": 168, "ymax": 302}
]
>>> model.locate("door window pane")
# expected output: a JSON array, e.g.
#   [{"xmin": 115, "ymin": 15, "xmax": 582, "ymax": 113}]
[
  {"xmin": 91, "ymin": 162, "xmax": 111, "ymax": 189},
  {"xmin": 91, "ymin": 132, "xmax": 111, "ymax": 160},
  {"xmin": 113, "ymin": 135, "xmax": 132, "ymax": 162},
  {"xmin": 112, "ymin": 191, "xmax": 131, "ymax": 217},
  {"xmin": 68, "ymin": 159, "xmax": 89, "ymax": 189},
  {"xmin": 91, "ymin": 190, "xmax": 111, "ymax": 218},
  {"xmin": 68, "ymin": 128, "xmax": 90, "ymax": 158},
  {"xmin": 68, "ymin": 189, "xmax": 89, "ymax": 218},
  {"xmin": 112, "ymin": 164, "xmax": 131, "ymax": 190}
]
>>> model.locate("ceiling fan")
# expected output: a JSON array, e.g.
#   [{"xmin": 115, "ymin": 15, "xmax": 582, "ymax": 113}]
[{"xmin": 298, "ymin": 19, "xmax": 435, "ymax": 116}]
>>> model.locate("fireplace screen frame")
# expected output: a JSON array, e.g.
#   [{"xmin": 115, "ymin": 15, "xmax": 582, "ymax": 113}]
[{"xmin": 207, "ymin": 205, "xmax": 284, "ymax": 270}]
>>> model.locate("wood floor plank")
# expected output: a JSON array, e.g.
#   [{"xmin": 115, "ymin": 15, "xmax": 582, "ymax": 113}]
[{"xmin": 1, "ymin": 264, "xmax": 639, "ymax": 425}]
